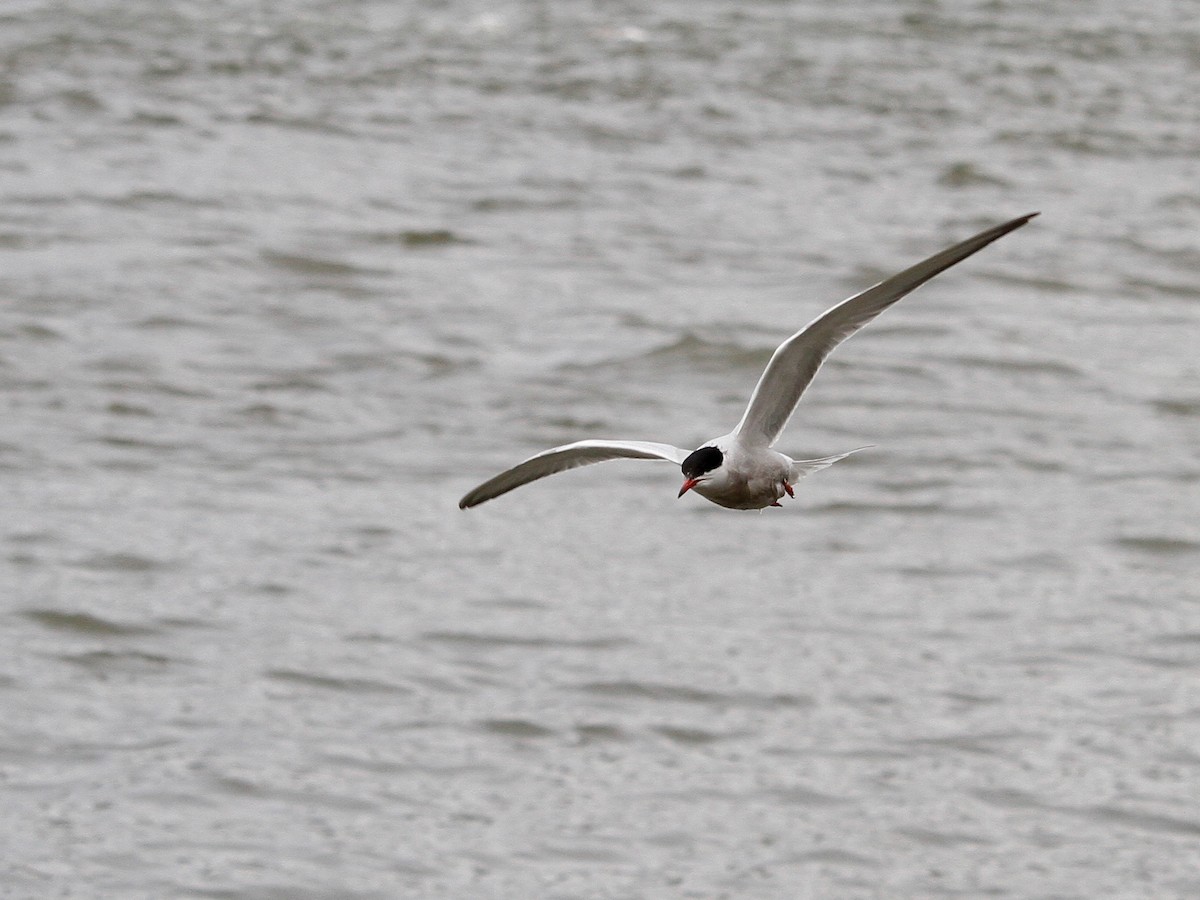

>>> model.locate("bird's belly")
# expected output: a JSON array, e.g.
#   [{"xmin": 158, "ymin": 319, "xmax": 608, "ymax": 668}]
[{"xmin": 696, "ymin": 475, "xmax": 784, "ymax": 510}]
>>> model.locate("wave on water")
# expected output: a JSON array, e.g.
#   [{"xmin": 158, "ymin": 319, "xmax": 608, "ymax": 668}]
[{"xmin": 561, "ymin": 331, "xmax": 775, "ymax": 374}]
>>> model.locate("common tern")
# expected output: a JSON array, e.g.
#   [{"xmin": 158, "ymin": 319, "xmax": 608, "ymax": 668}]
[{"xmin": 459, "ymin": 212, "xmax": 1037, "ymax": 510}]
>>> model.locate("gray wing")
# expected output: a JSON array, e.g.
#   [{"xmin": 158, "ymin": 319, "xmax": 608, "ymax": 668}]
[
  {"xmin": 458, "ymin": 439, "xmax": 690, "ymax": 508},
  {"xmin": 733, "ymin": 212, "xmax": 1038, "ymax": 448}
]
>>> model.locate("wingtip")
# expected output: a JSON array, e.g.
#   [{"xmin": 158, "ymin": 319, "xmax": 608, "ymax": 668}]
[
  {"xmin": 1003, "ymin": 211, "xmax": 1039, "ymax": 228},
  {"xmin": 983, "ymin": 211, "xmax": 1039, "ymax": 241}
]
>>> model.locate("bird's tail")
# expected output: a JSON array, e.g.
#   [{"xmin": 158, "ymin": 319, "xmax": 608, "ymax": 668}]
[{"xmin": 790, "ymin": 446, "xmax": 872, "ymax": 481}]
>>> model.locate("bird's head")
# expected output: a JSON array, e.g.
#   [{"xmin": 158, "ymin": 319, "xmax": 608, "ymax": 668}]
[{"xmin": 678, "ymin": 445, "xmax": 724, "ymax": 498}]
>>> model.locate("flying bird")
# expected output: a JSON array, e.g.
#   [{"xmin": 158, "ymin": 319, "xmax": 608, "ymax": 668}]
[{"xmin": 459, "ymin": 213, "xmax": 1037, "ymax": 511}]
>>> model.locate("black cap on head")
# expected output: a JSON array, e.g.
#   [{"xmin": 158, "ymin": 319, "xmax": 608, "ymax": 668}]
[{"xmin": 681, "ymin": 446, "xmax": 723, "ymax": 478}]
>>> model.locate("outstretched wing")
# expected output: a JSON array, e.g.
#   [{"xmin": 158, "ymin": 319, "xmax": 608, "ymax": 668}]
[
  {"xmin": 733, "ymin": 212, "xmax": 1038, "ymax": 448},
  {"xmin": 458, "ymin": 439, "xmax": 690, "ymax": 508}
]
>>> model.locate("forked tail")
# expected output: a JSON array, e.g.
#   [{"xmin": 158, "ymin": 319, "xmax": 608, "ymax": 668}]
[{"xmin": 790, "ymin": 446, "xmax": 872, "ymax": 481}]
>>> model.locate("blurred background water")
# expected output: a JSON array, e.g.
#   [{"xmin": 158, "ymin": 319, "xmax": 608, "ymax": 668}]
[{"xmin": 2, "ymin": 1, "xmax": 1199, "ymax": 897}]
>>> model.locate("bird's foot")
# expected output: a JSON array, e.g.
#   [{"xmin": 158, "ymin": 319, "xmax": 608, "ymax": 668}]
[{"xmin": 770, "ymin": 501, "xmax": 783, "ymax": 507}]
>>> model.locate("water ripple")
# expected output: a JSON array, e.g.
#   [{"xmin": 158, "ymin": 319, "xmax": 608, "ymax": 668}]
[
  {"xmin": 264, "ymin": 669, "xmax": 411, "ymax": 696},
  {"xmin": 21, "ymin": 608, "xmax": 159, "ymax": 636},
  {"xmin": 574, "ymin": 680, "xmax": 814, "ymax": 710},
  {"xmin": 422, "ymin": 630, "xmax": 633, "ymax": 651}
]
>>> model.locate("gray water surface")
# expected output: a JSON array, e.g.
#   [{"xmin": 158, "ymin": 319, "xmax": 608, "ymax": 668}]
[{"xmin": 2, "ymin": 1, "xmax": 1199, "ymax": 897}]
